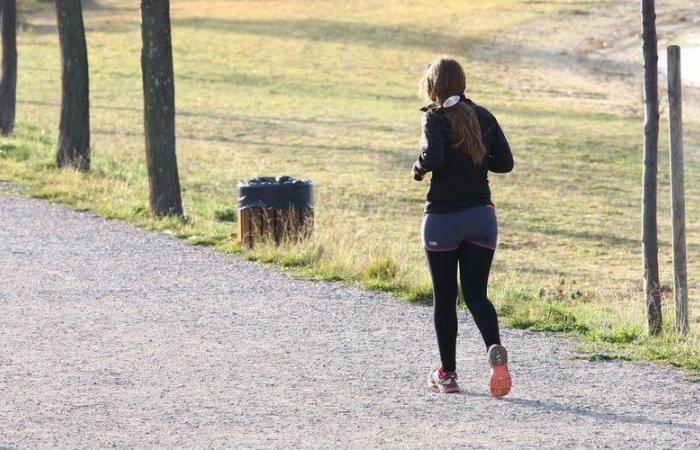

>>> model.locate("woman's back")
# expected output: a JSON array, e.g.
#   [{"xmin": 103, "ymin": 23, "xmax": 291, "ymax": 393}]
[{"xmin": 416, "ymin": 97, "xmax": 513, "ymax": 213}]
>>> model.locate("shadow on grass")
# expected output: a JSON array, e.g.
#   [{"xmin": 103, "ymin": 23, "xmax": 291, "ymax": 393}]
[
  {"xmin": 170, "ymin": 17, "xmax": 641, "ymax": 76},
  {"xmin": 21, "ymin": 9, "xmax": 642, "ymax": 82},
  {"xmin": 534, "ymin": 226, "xmax": 640, "ymax": 247},
  {"xmin": 536, "ymin": 225, "xmax": 700, "ymax": 255},
  {"xmin": 18, "ymin": 99, "xmax": 416, "ymax": 136},
  {"xmin": 175, "ymin": 71, "xmax": 417, "ymax": 104},
  {"xmin": 171, "ymin": 17, "xmax": 471, "ymax": 52}
]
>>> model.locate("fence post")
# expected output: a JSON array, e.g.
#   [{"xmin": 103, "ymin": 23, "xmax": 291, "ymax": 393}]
[{"xmin": 667, "ymin": 45, "xmax": 689, "ymax": 334}]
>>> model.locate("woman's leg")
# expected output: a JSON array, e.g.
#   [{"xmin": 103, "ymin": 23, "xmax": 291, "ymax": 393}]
[
  {"xmin": 458, "ymin": 242, "xmax": 501, "ymax": 349},
  {"xmin": 425, "ymin": 249, "xmax": 460, "ymax": 372}
]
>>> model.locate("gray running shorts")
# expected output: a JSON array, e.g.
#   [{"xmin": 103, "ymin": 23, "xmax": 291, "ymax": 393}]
[{"xmin": 421, "ymin": 205, "xmax": 498, "ymax": 252}]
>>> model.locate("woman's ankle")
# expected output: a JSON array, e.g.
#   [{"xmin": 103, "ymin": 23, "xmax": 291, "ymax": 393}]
[{"xmin": 439, "ymin": 367, "xmax": 456, "ymax": 376}]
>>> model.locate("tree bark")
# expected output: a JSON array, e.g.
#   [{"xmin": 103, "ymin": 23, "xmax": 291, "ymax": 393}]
[
  {"xmin": 641, "ymin": 0, "xmax": 662, "ymax": 335},
  {"xmin": 55, "ymin": 0, "xmax": 90, "ymax": 171},
  {"xmin": 140, "ymin": 0, "xmax": 183, "ymax": 216},
  {"xmin": 0, "ymin": 0, "xmax": 17, "ymax": 135}
]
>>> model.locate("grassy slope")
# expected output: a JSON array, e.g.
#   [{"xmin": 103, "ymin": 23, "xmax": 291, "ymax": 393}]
[{"xmin": 1, "ymin": 0, "xmax": 698, "ymax": 375}]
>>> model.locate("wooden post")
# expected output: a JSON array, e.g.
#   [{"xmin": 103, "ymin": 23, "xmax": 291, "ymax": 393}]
[
  {"xmin": 641, "ymin": 0, "xmax": 662, "ymax": 335},
  {"xmin": 667, "ymin": 45, "xmax": 689, "ymax": 334}
]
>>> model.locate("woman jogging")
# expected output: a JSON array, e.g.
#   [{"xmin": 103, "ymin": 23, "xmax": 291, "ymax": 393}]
[{"xmin": 413, "ymin": 56, "xmax": 514, "ymax": 397}]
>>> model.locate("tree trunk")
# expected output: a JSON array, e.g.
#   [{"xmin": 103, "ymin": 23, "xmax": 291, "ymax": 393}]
[
  {"xmin": 0, "ymin": 0, "xmax": 17, "ymax": 135},
  {"xmin": 140, "ymin": 0, "xmax": 183, "ymax": 217},
  {"xmin": 55, "ymin": 0, "xmax": 90, "ymax": 171},
  {"xmin": 641, "ymin": 0, "xmax": 662, "ymax": 335}
]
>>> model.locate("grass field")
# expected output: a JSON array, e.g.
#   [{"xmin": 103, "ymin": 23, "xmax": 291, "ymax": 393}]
[{"xmin": 1, "ymin": 0, "xmax": 699, "ymax": 374}]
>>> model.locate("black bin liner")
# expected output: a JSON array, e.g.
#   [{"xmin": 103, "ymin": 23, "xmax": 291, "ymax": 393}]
[{"xmin": 237, "ymin": 176, "xmax": 314, "ymax": 210}]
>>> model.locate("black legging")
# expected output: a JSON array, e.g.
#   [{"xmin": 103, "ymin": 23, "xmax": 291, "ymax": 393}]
[{"xmin": 426, "ymin": 242, "xmax": 501, "ymax": 373}]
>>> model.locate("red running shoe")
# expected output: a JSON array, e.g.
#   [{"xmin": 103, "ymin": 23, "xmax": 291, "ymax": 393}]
[
  {"xmin": 428, "ymin": 368, "xmax": 460, "ymax": 394},
  {"xmin": 488, "ymin": 344, "xmax": 512, "ymax": 398}
]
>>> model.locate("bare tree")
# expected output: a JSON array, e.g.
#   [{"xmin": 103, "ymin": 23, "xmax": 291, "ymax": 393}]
[
  {"xmin": 55, "ymin": 0, "xmax": 90, "ymax": 171},
  {"xmin": 0, "ymin": 0, "xmax": 17, "ymax": 135},
  {"xmin": 140, "ymin": 0, "xmax": 183, "ymax": 216},
  {"xmin": 641, "ymin": 0, "xmax": 662, "ymax": 335}
]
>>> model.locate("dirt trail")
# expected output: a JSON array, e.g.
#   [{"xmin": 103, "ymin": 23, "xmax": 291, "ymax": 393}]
[
  {"xmin": 1, "ymin": 193, "xmax": 698, "ymax": 448},
  {"xmin": 474, "ymin": 0, "xmax": 700, "ymax": 123}
]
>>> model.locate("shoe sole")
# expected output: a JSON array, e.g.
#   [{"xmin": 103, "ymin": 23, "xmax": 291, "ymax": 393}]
[
  {"xmin": 430, "ymin": 385, "xmax": 461, "ymax": 394},
  {"xmin": 488, "ymin": 345, "xmax": 512, "ymax": 398}
]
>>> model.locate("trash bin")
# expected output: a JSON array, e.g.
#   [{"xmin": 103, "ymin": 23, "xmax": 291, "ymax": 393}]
[{"xmin": 237, "ymin": 176, "xmax": 314, "ymax": 248}]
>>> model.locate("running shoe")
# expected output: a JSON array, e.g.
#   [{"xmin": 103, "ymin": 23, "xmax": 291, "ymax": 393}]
[
  {"xmin": 428, "ymin": 368, "xmax": 460, "ymax": 394},
  {"xmin": 487, "ymin": 344, "xmax": 512, "ymax": 398}
]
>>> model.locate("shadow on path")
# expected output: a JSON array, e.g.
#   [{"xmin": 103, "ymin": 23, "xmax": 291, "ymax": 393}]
[{"xmin": 460, "ymin": 390, "xmax": 700, "ymax": 432}]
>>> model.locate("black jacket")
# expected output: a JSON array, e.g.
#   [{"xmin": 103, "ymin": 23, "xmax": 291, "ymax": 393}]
[{"xmin": 413, "ymin": 97, "xmax": 513, "ymax": 213}]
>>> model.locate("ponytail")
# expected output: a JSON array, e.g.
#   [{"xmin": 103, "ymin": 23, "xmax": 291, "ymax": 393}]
[
  {"xmin": 442, "ymin": 102, "xmax": 486, "ymax": 164},
  {"xmin": 420, "ymin": 56, "xmax": 486, "ymax": 164}
]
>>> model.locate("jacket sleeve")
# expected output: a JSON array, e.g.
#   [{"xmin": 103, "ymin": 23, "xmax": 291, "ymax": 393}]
[
  {"xmin": 413, "ymin": 112, "xmax": 446, "ymax": 179},
  {"xmin": 487, "ymin": 118, "xmax": 514, "ymax": 173}
]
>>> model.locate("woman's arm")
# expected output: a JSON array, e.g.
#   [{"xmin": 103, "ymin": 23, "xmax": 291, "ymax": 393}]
[
  {"xmin": 487, "ymin": 119, "xmax": 514, "ymax": 173},
  {"xmin": 413, "ymin": 112, "xmax": 446, "ymax": 180}
]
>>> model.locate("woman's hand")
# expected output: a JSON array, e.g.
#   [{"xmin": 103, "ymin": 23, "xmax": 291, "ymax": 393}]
[{"xmin": 413, "ymin": 162, "xmax": 426, "ymax": 181}]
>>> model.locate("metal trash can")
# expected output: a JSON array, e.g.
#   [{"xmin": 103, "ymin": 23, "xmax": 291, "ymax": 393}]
[{"xmin": 237, "ymin": 176, "xmax": 314, "ymax": 247}]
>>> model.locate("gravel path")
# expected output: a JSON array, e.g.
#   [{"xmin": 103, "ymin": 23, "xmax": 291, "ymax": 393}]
[{"xmin": 0, "ymin": 193, "xmax": 698, "ymax": 449}]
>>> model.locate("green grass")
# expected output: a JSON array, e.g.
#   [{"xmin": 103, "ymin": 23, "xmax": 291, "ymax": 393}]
[{"xmin": 1, "ymin": 0, "xmax": 699, "ymax": 376}]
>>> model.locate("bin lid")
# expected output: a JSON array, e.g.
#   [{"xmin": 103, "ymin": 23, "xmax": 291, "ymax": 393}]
[{"xmin": 237, "ymin": 176, "xmax": 314, "ymax": 210}]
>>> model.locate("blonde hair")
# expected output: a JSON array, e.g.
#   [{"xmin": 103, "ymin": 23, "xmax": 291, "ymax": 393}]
[{"xmin": 420, "ymin": 56, "xmax": 486, "ymax": 164}]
